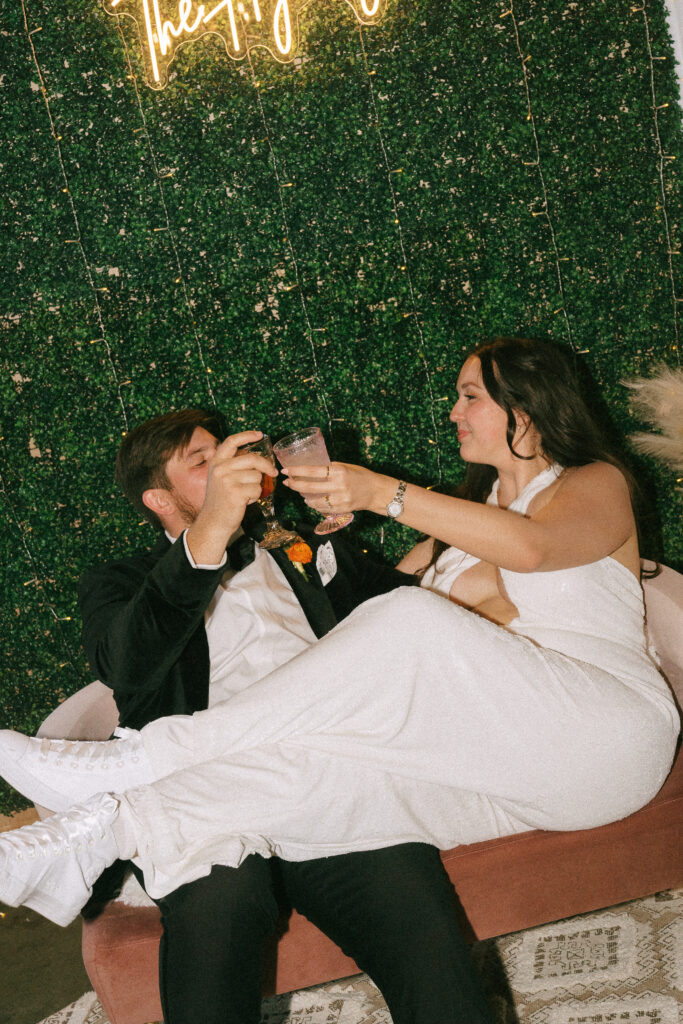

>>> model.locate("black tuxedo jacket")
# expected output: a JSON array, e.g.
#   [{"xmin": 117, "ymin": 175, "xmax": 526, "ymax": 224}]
[{"xmin": 78, "ymin": 521, "xmax": 416, "ymax": 730}]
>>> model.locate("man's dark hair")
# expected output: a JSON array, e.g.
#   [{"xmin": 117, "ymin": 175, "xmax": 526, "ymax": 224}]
[{"xmin": 115, "ymin": 408, "xmax": 227, "ymax": 529}]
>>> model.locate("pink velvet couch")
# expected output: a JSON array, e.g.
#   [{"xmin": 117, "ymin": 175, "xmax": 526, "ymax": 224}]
[{"xmin": 38, "ymin": 564, "xmax": 683, "ymax": 1024}]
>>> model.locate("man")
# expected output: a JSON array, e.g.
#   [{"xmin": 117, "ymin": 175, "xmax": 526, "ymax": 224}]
[{"xmin": 7, "ymin": 409, "xmax": 495, "ymax": 1024}]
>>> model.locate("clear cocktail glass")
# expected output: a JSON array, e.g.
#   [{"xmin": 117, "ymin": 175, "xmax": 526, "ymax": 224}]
[{"xmin": 273, "ymin": 427, "xmax": 354, "ymax": 535}]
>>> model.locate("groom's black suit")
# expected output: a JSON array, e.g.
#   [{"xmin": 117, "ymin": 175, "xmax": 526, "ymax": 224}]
[{"xmin": 77, "ymin": 519, "xmax": 493, "ymax": 1024}]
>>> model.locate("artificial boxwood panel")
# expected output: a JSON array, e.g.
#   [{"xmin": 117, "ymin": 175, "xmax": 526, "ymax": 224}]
[{"xmin": 1, "ymin": 0, "xmax": 681, "ymax": 813}]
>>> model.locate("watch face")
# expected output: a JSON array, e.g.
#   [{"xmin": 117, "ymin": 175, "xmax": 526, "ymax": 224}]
[{"xmin": 387, "ymin": 500, "xmax": 402, "ymax": 517}]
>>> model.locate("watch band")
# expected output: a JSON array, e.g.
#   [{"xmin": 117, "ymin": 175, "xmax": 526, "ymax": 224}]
[{"xmin": 386, "ymin": 480, "xmax": 407, "ymax": 519}]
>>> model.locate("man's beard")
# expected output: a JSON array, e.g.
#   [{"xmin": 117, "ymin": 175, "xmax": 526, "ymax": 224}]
[{"xmin": 171, "ymin": 490, "xmax": 201, "ymax": 526}]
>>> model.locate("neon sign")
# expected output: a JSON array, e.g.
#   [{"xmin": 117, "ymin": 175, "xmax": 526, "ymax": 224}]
[{"xmin": 104, "ymin": 0, "xmax": 387, "ymax": 89}]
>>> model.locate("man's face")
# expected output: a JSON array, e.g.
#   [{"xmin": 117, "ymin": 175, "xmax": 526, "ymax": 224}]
[{"xmin": 163, "ymin": 426, "xmax": 219, "ymax": 526}]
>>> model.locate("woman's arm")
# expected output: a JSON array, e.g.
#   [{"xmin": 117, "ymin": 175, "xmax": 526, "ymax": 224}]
[
  {"xmin": 284, "ymin": 461, "xmax": 636, "ymax": 573},
  {"xmin": 395, "ymin": 537, "xmax": 435, "ymax": 574}
]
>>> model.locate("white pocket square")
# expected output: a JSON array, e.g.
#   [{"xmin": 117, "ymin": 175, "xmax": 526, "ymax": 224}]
[{"xmin": 316, "ymin": 541, "xmax": 337, "ymax": 586}]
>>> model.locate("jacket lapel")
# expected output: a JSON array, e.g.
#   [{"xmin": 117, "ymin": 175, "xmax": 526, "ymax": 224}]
[
  {"xmin": 244, "ymin": 519, "xmax": 338, "ymax": 639},
  {"xmin": 271, "ymin": 545, "xmax": 338, "ymax": 639}
]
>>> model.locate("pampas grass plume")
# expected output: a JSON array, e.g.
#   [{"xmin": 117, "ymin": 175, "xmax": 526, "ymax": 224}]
[{"xmin": 624, "ymin": 364, "xmax": 683, "ymax": 476}]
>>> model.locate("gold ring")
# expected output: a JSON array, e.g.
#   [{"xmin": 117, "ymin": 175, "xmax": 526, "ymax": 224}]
[
  {"xmin": 324, "ymin": 495, "xmax": 333, "ymax": 512},
  {"xmin": 325, "ymin": 465, "xmax": 330, "ymax": 479}
]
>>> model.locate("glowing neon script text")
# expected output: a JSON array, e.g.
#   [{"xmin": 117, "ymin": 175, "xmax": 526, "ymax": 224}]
[{"xmin": 105, "ymin": 0, "xmax": 387, "ymax": 89}]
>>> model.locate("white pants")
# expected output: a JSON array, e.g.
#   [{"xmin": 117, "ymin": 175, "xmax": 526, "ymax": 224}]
[{"xmin": 124, "ymin": 589, "xmax": 678, "ymax": 899}]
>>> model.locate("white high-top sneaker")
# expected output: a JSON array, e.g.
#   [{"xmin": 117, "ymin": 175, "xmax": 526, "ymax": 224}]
[
  {"xmin": 0, "ymin": 793, "xmax": 121, "ymax": 926},
  {"xmin": 0, "ymin": 728, "xmax": 155, "ymax": 812}
]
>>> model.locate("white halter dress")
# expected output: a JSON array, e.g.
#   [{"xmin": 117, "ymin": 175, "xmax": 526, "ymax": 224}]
[{"xmin": 128, "ymin": 466, "xmax": 680, "ymax": 899}]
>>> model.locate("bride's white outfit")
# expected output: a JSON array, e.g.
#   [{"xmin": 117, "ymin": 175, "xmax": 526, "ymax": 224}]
[{"xmin": 125, "ymin": 465, "xmax": 679, "ymax": 899}]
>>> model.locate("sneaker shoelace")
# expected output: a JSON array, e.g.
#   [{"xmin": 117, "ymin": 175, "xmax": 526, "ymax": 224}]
[
  {"xmin": 2, "ymin": 824, "xmax": 62, "ymax": 860},
  {"xmin": 37, "ymin": 727, "xmax": 141, "ymax": 771},
  {"xmin": 1, "ymin": 804, "xmax": 110, "ymax": 861}
]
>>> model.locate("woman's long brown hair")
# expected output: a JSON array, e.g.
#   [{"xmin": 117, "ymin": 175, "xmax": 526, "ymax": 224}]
[{"xmin": 419, "ymin": 336, "xmax": 649, "ymax": 576}]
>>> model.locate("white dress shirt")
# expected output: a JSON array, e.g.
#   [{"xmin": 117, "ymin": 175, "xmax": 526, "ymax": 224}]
[{"xmin": 176, "ymin": 531, "xmax": 317, "ymax": 706}]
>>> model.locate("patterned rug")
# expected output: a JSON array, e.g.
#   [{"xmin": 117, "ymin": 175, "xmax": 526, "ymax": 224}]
[{"xmin": 37, "ymin": 889, "xmax": 682, "ymax": 1024}]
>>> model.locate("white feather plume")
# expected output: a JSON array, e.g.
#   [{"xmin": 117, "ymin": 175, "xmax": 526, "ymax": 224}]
[{"xmin": 624, "ymin": 364, "xmax": 683, "ymax": 475}]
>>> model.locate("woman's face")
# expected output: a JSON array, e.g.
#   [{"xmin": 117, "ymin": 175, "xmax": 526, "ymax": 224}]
[{"xmin": 449, "ymin": 356, "xmax": 516, "ymax": 465}]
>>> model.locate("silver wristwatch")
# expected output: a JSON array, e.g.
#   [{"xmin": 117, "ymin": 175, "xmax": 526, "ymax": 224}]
[{"xmin": 386, "ymin": 480, "xmax": 407, "ymax": 519}]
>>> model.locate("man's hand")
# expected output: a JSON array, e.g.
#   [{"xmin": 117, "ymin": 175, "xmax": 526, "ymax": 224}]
[{"xmin": 186, "ymin": 430, "xmax": 277, "ymax": 565}]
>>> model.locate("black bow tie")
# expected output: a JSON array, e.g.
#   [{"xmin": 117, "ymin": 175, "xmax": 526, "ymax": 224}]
[{"xmin": 227, "ymin": 533, "xmax": 256, "ymax": 572}]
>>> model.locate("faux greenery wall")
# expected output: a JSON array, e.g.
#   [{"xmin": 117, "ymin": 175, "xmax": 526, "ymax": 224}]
[{"xmin": 1, "ymin": 0, "xmax": 681, "ymax": 813}]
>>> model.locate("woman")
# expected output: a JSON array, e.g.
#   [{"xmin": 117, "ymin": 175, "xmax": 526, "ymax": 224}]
[{"xmin": 0, "ymin": 336, "xmax": 679, "ymax": 924}]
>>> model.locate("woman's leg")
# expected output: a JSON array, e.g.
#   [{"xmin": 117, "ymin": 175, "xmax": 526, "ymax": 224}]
[
  {"xmin": 140, "ymin": 587, "xmax": 672, "ymax": 832},
  {"xmin": 113, "ymin": 584, "xmax": 676, "ymax": 899},
  {"xmin": 0, "ymin": 581, "xmax": 675, "ymax": 925},
  {"xmin": 122, "ymin": 741, "xmax": 507, "ymax": 899},
  {"xmin": 143, "ymin": 587, "xmax": 550, "ymax": 782},
  {"xmin": 141, "ymin": 588, "xmax": 444, "ymax": 776},
  {"xmin": 5, "ymin": 589, "xmax": 671, "ymax": 834}
]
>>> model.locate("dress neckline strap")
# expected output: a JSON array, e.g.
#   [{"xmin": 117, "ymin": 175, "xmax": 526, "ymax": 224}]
[{"xmin": 488, "ymin": 463, "xmax": 564, "ymax": 515}]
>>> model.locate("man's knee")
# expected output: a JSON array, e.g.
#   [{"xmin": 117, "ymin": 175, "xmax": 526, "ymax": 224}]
[
  {"xmin": 154, "ymin": 859, "xmax": 279, "ymax": 1024},
  {"xmin": 282, "ymin": 844, "xmax": 463, "ymax": 958},
  {"xmin": 157, "ymin": 857, "xmax": 280, "ymax": 948}
]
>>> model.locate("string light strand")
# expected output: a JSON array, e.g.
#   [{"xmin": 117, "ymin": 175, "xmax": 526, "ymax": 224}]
[
  {"xmin": 21, "ymin": 0, "xmax": 130, "ymax": 431},
  {"xmin": 0, "ymin": 459, "xmax": 79, "ymax": 677},
  {"xmin": 636, "ymin": 1, "xmax": 680, "ymax": 363},
  {"xmin": 357, "ymin": 26, "xmax": 444, "ymax": 484},
  {"xmin": 506, "ymin": 2, "xmax": 575, "ymax": 355},
  {"xmin": 246, "ymin": 49, "xmax": 332, "ymax": 432},
  {"xmin": 115, "ymin": 17, "xmax": 217, "ymax": 402}
]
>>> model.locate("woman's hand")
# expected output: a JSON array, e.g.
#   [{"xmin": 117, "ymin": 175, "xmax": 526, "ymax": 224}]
[{"xmin": 282, "ymin": 462, "xmax": 394, "ymax": 517}]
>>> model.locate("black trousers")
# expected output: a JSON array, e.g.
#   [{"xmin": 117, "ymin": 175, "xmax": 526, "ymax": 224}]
[{"xmin": 140, "ymin": 843, "xmax": 494, "ymax": 1024}]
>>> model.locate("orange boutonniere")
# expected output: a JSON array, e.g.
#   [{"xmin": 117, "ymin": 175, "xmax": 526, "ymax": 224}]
[
  {"xmin": 285, "ymin": 539, "xmax": 314, "ymax": 578},
  {"xmin": 286, "ymin": 541, "xmax": 313, "ymax": 564}
]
